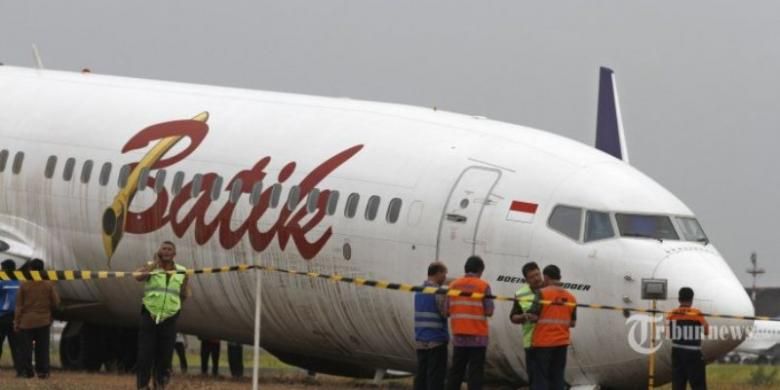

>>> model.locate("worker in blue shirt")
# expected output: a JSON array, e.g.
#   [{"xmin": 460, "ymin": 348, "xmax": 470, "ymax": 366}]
[{"xmin": 0, "ymin": 259, "xmax": 22, "ymax": 376}]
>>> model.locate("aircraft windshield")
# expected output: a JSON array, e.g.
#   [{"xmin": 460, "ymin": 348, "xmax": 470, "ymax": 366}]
[
  {"xmin": 615, "ymin": 213, "xmax": 679, "ymax": 241},
  {"xmin": 675, "ymin": 216, "xmax": 708, "ymax": 243}
]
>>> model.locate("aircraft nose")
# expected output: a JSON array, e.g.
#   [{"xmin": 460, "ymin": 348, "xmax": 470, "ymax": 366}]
[{"xmin": 652, "ymin": 250, "xmax": 754, "ymax": 358}]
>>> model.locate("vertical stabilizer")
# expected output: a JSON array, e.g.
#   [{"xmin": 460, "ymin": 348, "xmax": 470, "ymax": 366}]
[{"xmin": 595, "ymin": 67, "xmax": 629, "ymax": 163}]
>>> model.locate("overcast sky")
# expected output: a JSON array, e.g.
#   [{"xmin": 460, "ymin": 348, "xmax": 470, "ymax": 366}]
[{"xmin": 1, "ymin": 1, "xmax": 777, "ymax": 286}]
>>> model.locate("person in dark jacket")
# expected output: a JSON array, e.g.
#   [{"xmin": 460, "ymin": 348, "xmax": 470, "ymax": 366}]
[{"xmin": 14, "ymin": 259, "xmax": 60, "ymax": 379}]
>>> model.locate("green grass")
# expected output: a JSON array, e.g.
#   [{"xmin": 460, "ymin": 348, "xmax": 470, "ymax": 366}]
[
  {"xmin": 655, "ymin": 363, "xmax": 779, "ymax": 389},
  {"xmin": 3, "ymin": 345, "xmax": 779, "ymax": 388}
]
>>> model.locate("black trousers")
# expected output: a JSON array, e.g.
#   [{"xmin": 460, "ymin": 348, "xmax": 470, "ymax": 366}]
[
  {"xmin": 174, "ymin": 341, "xmax": 188, "ymax": 372},
  {"xmin": 137, "ymin": 308, "xmax": 179, "ymax": 389},
  {"xmin": 524, "ymin": 348, "xmax": 535, "ymax": 387},
  {"xmin": 446, "ymin": 346, "xmax": 486, "ymax": 390},
  {"xmin": 414, "ymin": 343, "xmax": 448, "ymax": 390},
  {"xmin": 200, "ymin": 340, "xmax": 220, "ymax": 376},
  {"xmin": 0, "ymin": 315, "xmax": 21, "ymax": 375},
  {"xmin": 672, "ymin": 348, "xmax": 707, "ymax": 390},
  {"xmin": 532, "ymin": 346, "xmax": 567, "ymax": 390},
  {"xmin": 227, "ymin": 342, "xmax": 244, "ymax": 378},
  {"xmin": 18, "ymin": 325, "xmax": 50, "ymax": 378}
]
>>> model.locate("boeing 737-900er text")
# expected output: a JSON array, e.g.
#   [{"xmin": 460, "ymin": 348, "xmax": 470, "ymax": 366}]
[{"xmin": 0, "ymin": 65, "xmax": 753, "ymax": 388}]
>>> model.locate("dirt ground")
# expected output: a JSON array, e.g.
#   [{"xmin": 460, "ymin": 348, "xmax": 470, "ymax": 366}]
[
  {"xmin": 1, "ymin": 364, "xmax": 777, "ymax": 389},
  {"xmin": 0, "ymin": 369, "xmax": 414, "ymax": 390}
]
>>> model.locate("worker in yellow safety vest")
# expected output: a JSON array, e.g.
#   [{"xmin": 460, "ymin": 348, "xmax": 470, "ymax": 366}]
[
  {"xmin": 509, "ymin": 261, "xmax": 544, "ymax": 386},
  {"xmin": 134, "ymin": 241, "xmax": 190, "ymax": 390}
]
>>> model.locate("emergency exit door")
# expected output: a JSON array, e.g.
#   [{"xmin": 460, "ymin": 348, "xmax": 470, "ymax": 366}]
[{"xmin": 436, "ymin": 166, "xmax": 501, "ymax": 263}]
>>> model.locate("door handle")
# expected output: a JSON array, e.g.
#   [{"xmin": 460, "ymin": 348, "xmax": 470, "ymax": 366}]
[{"xmin": 446, "ymin": 213, "xmax": 467, "ymax": 223}]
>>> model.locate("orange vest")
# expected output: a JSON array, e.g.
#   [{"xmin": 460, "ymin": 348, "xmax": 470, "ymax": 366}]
[
  {"xmin": 448, "ymin": 276, "xmax": 489, "ymax": 336},
  {"xmin": 666, "ymin": 307, "xmax": 707, "ymax": 326},
  {"xmin": 532, "ymin": 285, "xmax": 576, "ymax": 347},
  {"xmin": 666, "ymin": 306, "xmax": 709, "ymax": 348}
]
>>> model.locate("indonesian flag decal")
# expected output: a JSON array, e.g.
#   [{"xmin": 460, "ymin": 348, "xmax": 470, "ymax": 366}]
[{"xmin": 507, "ymin": 200, "xmax": 538, "ymax": 223}]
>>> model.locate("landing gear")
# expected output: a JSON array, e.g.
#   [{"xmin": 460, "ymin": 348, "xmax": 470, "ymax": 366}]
[{"xmin": 60, "ymin": 321, "xmax": 138, "ymax": 372}]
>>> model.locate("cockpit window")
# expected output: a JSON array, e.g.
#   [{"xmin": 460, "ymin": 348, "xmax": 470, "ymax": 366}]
[
  {"xmin": 676, "ymin": 217, "xmax": 708, "ymax": 243},
  {"xmin": 585, "ymin": 210, "xmax": 614, "ymax": 242},
  {"xmin": 615, "ymin": 214, "xmax": 679, "ymax": 241},
  {"xmin": 548, "ymin": 205, "xmax": 582, "ymax": 241}
]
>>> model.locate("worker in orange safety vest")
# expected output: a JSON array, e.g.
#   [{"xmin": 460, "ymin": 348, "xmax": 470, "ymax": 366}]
[
  {"xmin": 527, "ymin": 264, "xmax": 576, "ymax": 390},
  {"xmin": 445, "ymin": 256, "xmax": 493, "ymax": 390}
]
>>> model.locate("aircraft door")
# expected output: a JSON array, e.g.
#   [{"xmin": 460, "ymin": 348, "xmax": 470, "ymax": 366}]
[{"xmin": 436, "ymin": 166, "xmax": 501, "ymax": 264}]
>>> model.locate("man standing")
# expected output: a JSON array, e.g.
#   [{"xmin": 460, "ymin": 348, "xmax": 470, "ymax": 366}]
[
  {"xmin": 199, "ymin": 337, "xmax": 221, "ymax": 377},
  {"xmin": 0, "ymin": 259, "xmax": 21, "ymax": 376},
  {"xmin": 414, "ymin": 261, "xmax": 448, "ymax": 390},
  {"xmin": 135, "ymin": 241, "xmax": 190, "ymax": 390},
  {"xmin": 667, "ymin": 287, "xmax": 709, "ymax": 390},
  {"xmin": 528, "ymin": 265, "xmax": 576, "ymax": 390},
  {"xmin": 173, "ymin": 333, "xmax": 188, "ymax": 374},
  {"xmin": 510, "ymin": 262, "xmax": 544, "ymax": 386},
  {"xmin": 14, "ymin": 259, "xmax": 60, "ymax": 379},
  {"xmin": 227, "ymin": 341, "xmax": 244, "ymax": 379},
  {"xmin": 446, "ymin": 256, "xmax": 493, "ymax": 390}
]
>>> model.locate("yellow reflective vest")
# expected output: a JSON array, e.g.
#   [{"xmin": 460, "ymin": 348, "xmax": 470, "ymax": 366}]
[
  {"xmin": 143, "ymin": 263, "xmax": 186, "ymax": 323},
  {"xmin": 515, "ymin": 284, "xmax": 536, "ymax": 348}
]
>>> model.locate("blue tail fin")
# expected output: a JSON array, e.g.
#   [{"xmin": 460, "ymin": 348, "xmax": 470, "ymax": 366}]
[{"xmin": 595, "ymin": 67, "xmax": 629, "ymax": 163}]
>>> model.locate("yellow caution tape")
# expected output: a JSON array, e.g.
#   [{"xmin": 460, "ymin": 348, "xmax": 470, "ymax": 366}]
[{"xmin": 0, "ymin": 264, "xmax": 774, "ymax": 322}]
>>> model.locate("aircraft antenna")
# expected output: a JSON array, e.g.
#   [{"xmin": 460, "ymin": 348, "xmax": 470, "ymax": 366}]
[{"xmin": 32, "ymin": 44, "xmax": 45, "ymax": 70}]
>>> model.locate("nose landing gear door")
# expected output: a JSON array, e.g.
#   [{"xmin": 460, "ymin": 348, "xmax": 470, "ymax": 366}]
[{"xmin": 436, "ymin": 166, "xmax": 501, "ymax": 262}]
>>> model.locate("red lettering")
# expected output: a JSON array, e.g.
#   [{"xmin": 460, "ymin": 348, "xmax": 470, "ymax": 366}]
[
  {"xmin": 125, "ymin": 119, "xmax": 208, "ymax": 234},
  {"xmin": 116, "ymin": 117, "xmax": 363, "ymax": 260}
]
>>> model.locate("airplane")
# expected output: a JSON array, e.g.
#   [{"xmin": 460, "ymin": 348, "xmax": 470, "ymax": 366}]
[
  {"xmin": 0, "ymin": 64, "xmax": 754, "ymax": 388},
  {"xmin": 725, "ymin": 319, "xmax": 780, "ymax": 364}
]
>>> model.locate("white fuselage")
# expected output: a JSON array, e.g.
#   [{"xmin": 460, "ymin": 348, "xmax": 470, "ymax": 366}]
[{"xmin": 0, "ymin": 67, "xmax": 753, "ymax": 388}]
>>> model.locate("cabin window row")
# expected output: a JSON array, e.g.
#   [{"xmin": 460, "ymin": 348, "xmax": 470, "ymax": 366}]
[
  {"xmin": 43, "ymin": 156, "xmax": 404, "ymax": 224},
  {"xmin": 0, "ymin": 150, "xmax": 25, "ymax": 175}
]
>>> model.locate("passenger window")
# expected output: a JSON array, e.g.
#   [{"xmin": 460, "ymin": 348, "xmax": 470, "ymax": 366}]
[
  {"xmin": 171, "ymin": 171, "xmax": 185, "ymax": 196},
  {"xmin": 249, "ymin": 181, "xmax": 263, "ymax": 206},
  {"xmin": 45, "ymin": 156, "xmax": 57, "ymax": 179},
  {"xmin": 99, "ymin": 162, "xmax": 112, "ymax": 186},
  {"xmin": 287, "ymin": 185, "xmax": 300, "ymax": 211},
  {"xmin": 12, "ymin": 152, "xmax": 24, "ymax": 174},
  {"xmin": 211, "ymin": 176, "xmax": 223, "ymax": 201},
  {"xmin": 365, "ymin": 195, "xmax": 381, "ymax": 221},
  {"xmin": 80, "ymin": 160, "xmax": 94, "ymax": 183},
  {"xmin": 0, "ymin": 150, "xmax": 8, "ymax": 172},
  {"xmin": 63, "ymin": 158, "xmax": 76, "ymax": 181},
  {"xmin": 326, "ymin": 191, "xmax": 340, "ymax": 216},
  {"xmin": 307, "ymin": 188, "xmax": 320, "ymax": 213},
  {"xmin": 386, "ymin": 198, "xmax": 403, "ymax": 223},
  {"xmin": 229, "ymin": 179, "xmax": 243, "ymax": 203},
  {"xmin": 585, "ymin": 210, "xmax": 614, "ymax": 242},
  {"xmin": 269, "ymin": 184, "xmax": 282, "ymax": 208},
  {"xmin": 154, "ymin": 170, "xmax": 166, "ymax": 193},
  {"xmin": 548, "ymin": 205, "xmax": 582, "ymax": 241},
  {"xmin": 117, "ymin": 164, "xmax": 130, "ymax": 187},
  {"xmin": 137, "ymin": 168, "xmax": 150, "ymax": 191},
  {"xmin": 191, "ymin": 174, "xmax": 203, "ymax": 197},
  {"xmin": 345, "ymin": 193, "xmax": 360, "ymax": 218}
]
